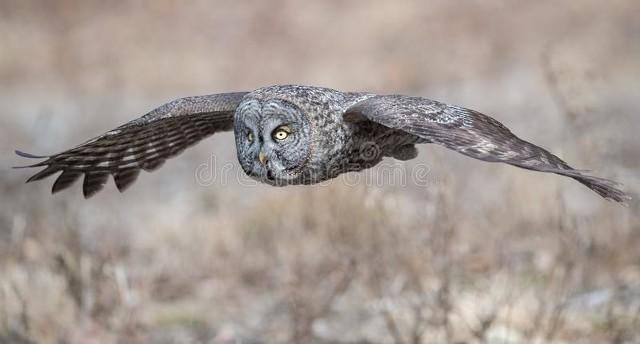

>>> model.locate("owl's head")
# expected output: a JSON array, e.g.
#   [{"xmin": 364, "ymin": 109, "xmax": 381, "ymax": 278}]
[{"xmin": 234, "ymin": 98, "xmax": 312, "ymax": 185}]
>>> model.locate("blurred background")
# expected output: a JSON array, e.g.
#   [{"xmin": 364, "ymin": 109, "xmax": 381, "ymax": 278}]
[{"xmin": 1, "ymin": 1, "xmax": 639, "ymax": 343}]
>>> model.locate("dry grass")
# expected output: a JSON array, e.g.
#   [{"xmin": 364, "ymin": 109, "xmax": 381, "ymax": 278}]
[{"xmin": 1, "ymin": 1, "xmax": 639, "ymax": 343}]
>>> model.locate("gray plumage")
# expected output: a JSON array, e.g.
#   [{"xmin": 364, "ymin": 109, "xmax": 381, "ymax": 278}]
[{"xmin": 15, "ymin": 85, "xmax": 630, "ymax": 203}]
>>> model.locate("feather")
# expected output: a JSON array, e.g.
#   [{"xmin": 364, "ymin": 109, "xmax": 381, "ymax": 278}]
[
  {"xmin": 52, "ymin": 170, "xmax": 82, "ymax": 194},
  {"xmin": 113, "ymin": 169, "xmax": 140, "ymax": 192},
  {"xmin": 82, "ymin": 171, "xmax": 110, "ymax": 198}
]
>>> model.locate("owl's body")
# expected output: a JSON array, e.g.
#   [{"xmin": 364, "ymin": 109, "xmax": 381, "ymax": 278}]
[
  {"xmin": 238, "ymin": 85, "xmax": 420, "ymax": 185},
  {"xmin": 16, "ymin": 84, "xmax": 630, "ymax": 203}
]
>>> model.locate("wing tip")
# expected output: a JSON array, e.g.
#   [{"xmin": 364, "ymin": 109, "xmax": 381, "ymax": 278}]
[
  {"xmin": 604, "ymin": 190, "xmax": 632, "ymax": 206},
  {"xmin": 568, "ymin": 171, "xmax": 632, "ymax": 205},
  {"xmin": 13, "ymin": 150, "xmax": 50, "ymax": 169},
  {"xmin": 24, "ymin": 165, "xmax": 61, "ymax": 183},
  {"xmin": 15, "ymin": 149, "xmax": 49, "ymax": 159}
]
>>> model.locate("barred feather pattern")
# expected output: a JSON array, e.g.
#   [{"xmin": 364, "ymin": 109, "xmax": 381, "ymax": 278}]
[
  {"xmin": 16, "ymin": 92, "xmax": 247, "ymax": 198},
  {"xmin": 345, "ymin": 95, "xmax": 631, "ymax": 203}
]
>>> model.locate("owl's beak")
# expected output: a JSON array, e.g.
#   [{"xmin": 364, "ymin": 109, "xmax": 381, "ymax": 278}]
[{"xmin": 258, "ymin": 150, "xmax": 267, "ymax": 165}]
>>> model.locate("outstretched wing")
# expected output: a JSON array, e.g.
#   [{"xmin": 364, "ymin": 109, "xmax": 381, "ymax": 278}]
[
  {"xmin": 16, "ymin": 92, "xmax": 248, "ymax": 198},
  {"xmin": 344, "ymin": 95, "xmax": 630, "ymax": 203}
]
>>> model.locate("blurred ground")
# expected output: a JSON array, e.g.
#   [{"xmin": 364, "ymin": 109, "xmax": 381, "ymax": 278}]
[{"xmin": 1, "ymin": 1, "xmax": 639, "ymax": 343}]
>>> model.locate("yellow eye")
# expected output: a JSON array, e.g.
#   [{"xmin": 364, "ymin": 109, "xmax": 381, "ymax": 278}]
[
  {"xmin": 246, "ymin": 131, "xmax": 253, "ymax": 142},
  {"xmin": 272, "ymin": 126, "xmax": 290, "ymax": 141}
]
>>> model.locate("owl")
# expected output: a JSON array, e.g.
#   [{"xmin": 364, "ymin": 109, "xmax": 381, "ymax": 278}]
[{"xmin": 16, "ymin": 85, "xmax": 629, "ymax": 203}]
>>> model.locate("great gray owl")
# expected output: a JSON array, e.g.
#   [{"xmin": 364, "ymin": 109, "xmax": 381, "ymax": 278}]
[{"xmin": 16, "ymin": 85, "xmax": 629, "ymax": 203}]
